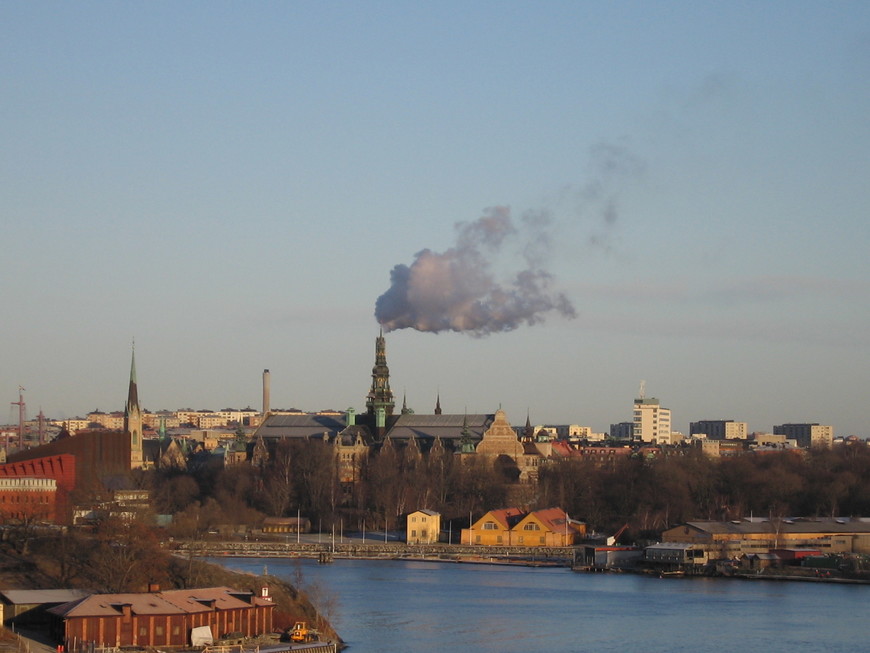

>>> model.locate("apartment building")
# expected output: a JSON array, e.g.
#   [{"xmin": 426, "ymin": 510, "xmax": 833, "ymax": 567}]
[{"xmin": 633, "ymin": 397, "xmax": 672, "ymax": 444}]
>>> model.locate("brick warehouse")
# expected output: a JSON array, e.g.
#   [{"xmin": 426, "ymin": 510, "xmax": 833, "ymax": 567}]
[{"xmin": 48, "ymin": 586, "xmax": 275, "ymax": 648}]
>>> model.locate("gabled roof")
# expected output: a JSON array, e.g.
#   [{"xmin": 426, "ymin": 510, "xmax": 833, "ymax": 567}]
[
  {"xmin": 476, "ymin": 507, "xmax": 525, "ymax": 530},
  {"xmin": 410, "ymin": 509, "xmax": 440, "ymax": 517},
  {"xmin": 527, "ymin": 507, "xmax": 569, "ymax": 532}
]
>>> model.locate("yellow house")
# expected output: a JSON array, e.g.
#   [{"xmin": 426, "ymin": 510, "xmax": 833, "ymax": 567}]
[
  {"xmin": 461, "ymin": 507, "xmax": 586, "ymax": 546},
  {"xmin": 513, "ymin": 508, "xmax": 586, "ymax": 547},
  {"xmin": 461, "ymin": 508, "xmax": 525, "ymax": 545},
  {"xmin": 406, "ymin": 509, "xmax": 441, "ymax": 544}
]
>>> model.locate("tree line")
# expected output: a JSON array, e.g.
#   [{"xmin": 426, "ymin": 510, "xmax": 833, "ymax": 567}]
[{"xmin": 142, "ymin": 440, "xmax": 870, "ymax": 541}]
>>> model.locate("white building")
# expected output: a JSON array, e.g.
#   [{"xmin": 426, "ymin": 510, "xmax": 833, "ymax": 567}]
[{"xmin": 633, "ymin": 397, "xmax": 672, "ymax": 444}]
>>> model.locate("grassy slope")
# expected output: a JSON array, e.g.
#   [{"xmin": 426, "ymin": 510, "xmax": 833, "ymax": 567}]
[{"xmin": 0, "ymin": 543, "xmax": 342, "ymax": 645}]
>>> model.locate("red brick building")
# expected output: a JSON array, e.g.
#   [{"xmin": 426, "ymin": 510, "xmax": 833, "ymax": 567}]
[
  {"xmin": 0, "ymin": 477, "xmax": 58, "ymax": 522},
  {"xmin": 2, "ymin": 430, "xmax": 130, "ymax": 524},
  {"xmin": 49, "ymin": 586, "xmax": 274, "ymax": 648}
]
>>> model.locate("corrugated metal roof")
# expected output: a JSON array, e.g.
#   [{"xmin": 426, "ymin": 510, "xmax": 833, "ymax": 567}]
[
  {"xmin": 684, "ymin": 518, "xmax": 870, "ymax": 535},
  {"xmin": 0, "ymin": 589, "xmax": 89, "ymax": 605},
  {"xmin": 257, "ymin": 414, "xmax": 346, "ymax": 439},
  {"xmin": 386, "ymin": 413, "xmax": 493, "ymax": 440}
]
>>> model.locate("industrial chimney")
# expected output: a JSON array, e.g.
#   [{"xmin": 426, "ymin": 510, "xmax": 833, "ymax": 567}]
[{"xmin": 262, "ymin": 369, "xmax": 271, "ymax": 416}]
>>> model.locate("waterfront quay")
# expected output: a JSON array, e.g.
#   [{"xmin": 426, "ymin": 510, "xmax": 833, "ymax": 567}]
[{"xmin": 169, "ymin": 537, "xmax": 578, "ymax": 566}]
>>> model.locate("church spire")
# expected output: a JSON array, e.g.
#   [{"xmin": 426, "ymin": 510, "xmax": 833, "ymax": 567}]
[
  {"xmin": 126, "ymin": 343, "xmax": 139, "ymax": 410},
  {"xmin": 366, "ymin": 330, "xmax": 395, "ymax": 420},
  {"xmin": 435, "ymin": 391, "xmax": 442, "ymax": 415},
  {"xmin": 125, "ymin": 342, "xmax": 144, "ymax": 470}
]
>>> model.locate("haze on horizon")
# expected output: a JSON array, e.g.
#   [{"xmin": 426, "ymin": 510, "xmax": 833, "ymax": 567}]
[{"xmin": 2, "ymin": 2, "xmax": 868, "ymax": 437}]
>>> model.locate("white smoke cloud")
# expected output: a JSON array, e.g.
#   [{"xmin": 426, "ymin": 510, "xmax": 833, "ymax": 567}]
[
  {"xmin": 374, "ymin": 206, "xmax": 576, "ymax": 336},
  {"xmin": 375, "ymin": 143, "xmax": 643, "ymax": 337}
]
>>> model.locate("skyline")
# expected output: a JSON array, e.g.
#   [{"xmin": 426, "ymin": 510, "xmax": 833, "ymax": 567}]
[{"xmin": 3, "ymin": 3, "xmax": 869, "ymax": 437}]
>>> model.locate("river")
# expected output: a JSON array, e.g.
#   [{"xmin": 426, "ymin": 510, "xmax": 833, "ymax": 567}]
[{"xmin": 215, "ymin": 557, "xmax": 867, "ymax": 652}]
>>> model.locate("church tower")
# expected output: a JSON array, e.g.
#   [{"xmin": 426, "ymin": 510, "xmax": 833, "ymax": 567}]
[
  {"xmin": 366, "ymin": 330, "xmax": 395, "ymax": 420},
  {"xmin": 124, "ymin": 346, "xmax": 144, "ymax": 470}
]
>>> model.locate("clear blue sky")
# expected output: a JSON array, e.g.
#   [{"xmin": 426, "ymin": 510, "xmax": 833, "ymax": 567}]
[{"xmin": 3, "ymin": 2, "xmax": 868, "ymax": 436}]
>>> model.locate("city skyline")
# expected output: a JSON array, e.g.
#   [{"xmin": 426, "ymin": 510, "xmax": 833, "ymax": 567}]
[
  {"xmin": 3, "ymin": 3, "xmax": 868, "ymax": 437},
  {"xmin": 2, "ymin": 340, "xmax": 849, "ymax": 440}
]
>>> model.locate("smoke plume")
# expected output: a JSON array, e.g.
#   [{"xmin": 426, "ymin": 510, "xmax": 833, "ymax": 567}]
[
  {"xmin": 375, "ymin": 206, "xmax": 576, "ymax": 336},
  {"xmin": 375, "ymin": 143, "xmax": 642, "ymax": 337}
]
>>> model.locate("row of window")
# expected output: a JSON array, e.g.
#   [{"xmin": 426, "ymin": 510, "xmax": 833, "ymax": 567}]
[{"xmin": 0, "ymin": 494, "xmax": 50, "ymax": 504}]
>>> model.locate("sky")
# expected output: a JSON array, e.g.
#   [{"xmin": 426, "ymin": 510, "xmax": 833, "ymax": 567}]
[{"xmin": 2, "ymin": 2, "xmax": 869, "ymax": 437}]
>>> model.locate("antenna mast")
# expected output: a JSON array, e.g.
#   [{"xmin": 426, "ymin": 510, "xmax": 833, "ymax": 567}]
[{"xmin": 10, "ymin": 386, "xmax": 26, "ymax": 450}]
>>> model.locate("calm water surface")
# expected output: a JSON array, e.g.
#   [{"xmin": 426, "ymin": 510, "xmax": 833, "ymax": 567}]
[{"xmin": 216, "ymin": 557, "xmax": 867, "ymax": 653}]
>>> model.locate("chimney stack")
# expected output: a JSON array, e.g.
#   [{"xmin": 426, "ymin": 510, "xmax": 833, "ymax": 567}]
[{"xmin": 262, "ymin": 369, "xmax": 271, "ymax": 416}]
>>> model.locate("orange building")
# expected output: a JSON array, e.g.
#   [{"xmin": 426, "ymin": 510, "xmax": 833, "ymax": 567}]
[{"xmin": 462, "ymin": 507, "xmax": 585, "ymax": 546}]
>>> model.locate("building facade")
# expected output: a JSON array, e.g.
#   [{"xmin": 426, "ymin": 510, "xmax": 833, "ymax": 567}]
[
  {"xmin": 632, "ymin": 397, "xmax": 671, "ymax": 444},
  {"xmin": 689, "ymin": 420, "xmax": 748, "ymax": 440},
  {"xmin": 773, "ymin": 423, "xmax": 833, "ymax": 448},
  {"xmin": 406, "ymin": 509, "xmax": 441, "ymax": 544}
]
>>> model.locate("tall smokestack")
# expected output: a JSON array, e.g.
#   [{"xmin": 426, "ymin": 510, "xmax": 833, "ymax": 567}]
[{"xmin": 262, "ymin": 369, "xmax": 271, "ymax": 416}]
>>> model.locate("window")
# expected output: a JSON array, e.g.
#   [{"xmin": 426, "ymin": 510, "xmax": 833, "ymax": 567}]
[
  {"xmin": 483, "ymin": 521, "xmax": 498, "ymax": 530},
  {"xmin": 155, "ymin": 626, "xmax": 164, "ymax": 637},
  {"xmin": 523, "ymin": 523, "xmax": 540, "ymax": 531}
]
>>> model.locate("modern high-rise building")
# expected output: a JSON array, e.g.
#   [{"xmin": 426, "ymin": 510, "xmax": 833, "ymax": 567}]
[
  {"xmin": 689, "ymin": 420, "xmax": 748, "ymax": 441},
  {"xmin": 773, "ymin": 423, "xmax": 833, "ymax": 448},
  {"xmin": 633, "ymin": 396, "xmax": 671, "ymax": 444}
]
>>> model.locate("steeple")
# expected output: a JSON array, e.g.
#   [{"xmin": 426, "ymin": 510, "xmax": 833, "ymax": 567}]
[
  {"xmin": 523, "ymin": 410, "xmax": 535, "ymax": 442},
  {"xmin": 435, "ymin": 391, "xmax": 442, "ymax": 415},
  {"xmin": 366, "ymin": 329, "xmax": 395, "ymax": 420},
  {"xmin": 124, "ymin": 343, "xmax": 144, "ymax": 470}
]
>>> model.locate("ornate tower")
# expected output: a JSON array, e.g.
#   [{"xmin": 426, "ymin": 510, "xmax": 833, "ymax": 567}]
[
  {"xmin": 366, "ymin": 330, "xmax": 395, "ymax": 419},
  {"xmin": 124, "ymin": 345, "xmax": 144, "ymax": 470}
]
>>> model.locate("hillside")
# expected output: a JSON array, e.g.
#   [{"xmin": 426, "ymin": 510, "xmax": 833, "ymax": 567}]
[{"xmin": 0, "ymin": 539, "xmax": 342, "ymax": 646}]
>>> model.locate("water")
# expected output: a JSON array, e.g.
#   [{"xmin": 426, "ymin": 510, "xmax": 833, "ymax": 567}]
[{"xmin": 216, "ymin": 557, "xmax": 868, "ymax": 652}]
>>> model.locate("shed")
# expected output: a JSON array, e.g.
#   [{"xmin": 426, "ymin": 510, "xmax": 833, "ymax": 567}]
[{"xmin": 0, "ymin": 589, "xmax": 90, "ymax": 626}]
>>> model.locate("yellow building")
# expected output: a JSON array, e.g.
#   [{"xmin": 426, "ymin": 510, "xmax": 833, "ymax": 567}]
[
  {"xmin": 462, "ymin": 508, "xmax": 525, "ymax": 545},
  {"xmin": 513, "ymin": 508, "xmax": 586, "ymax": 547},
  {"xmin": 461, "ymin": 507, "xmax": 585, "ymax": 546},
  {"xmin": 406, "ymin": 509, "xmax": 441, "ymax": 544}
]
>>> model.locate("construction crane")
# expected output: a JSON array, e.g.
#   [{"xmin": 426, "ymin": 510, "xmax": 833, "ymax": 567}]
[{"xmin": 10, "ymin": 386, "xmax": 26, "ymax": 450}]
